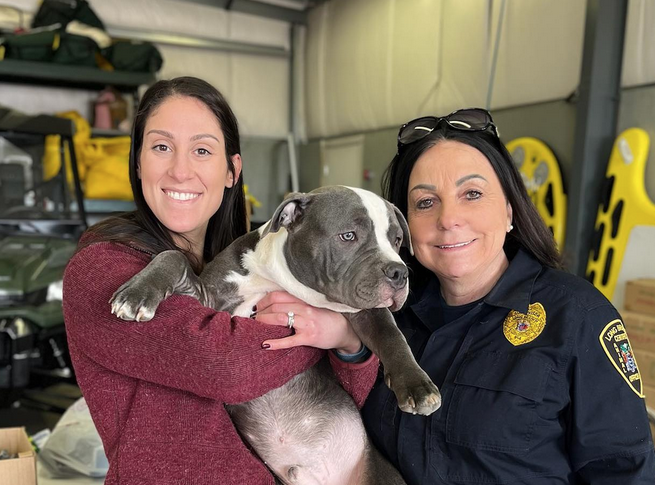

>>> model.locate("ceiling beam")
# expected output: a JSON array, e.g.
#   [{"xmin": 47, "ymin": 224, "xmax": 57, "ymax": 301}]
[
  {"xmin": 107, "ymin": 26, "xmax": 289, "ymax": 57},
  {"xmin": 176, "ymin": 0, "xmax": 309, "ymax": 24}
]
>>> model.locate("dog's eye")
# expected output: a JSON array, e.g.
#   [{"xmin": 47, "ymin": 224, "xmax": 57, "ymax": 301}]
[
  {"xmin": 339, "ymin": 232, "xmax": 357, "ymax": 242},
  {"xmin": 395, "ymin": 236, "xmax": 402, "ymax": 247}
]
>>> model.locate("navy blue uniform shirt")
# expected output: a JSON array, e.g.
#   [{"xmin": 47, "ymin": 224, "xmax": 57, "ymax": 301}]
[{"xmin": 362, "ymin": 249, "xmax": 655, "ymax": 484}]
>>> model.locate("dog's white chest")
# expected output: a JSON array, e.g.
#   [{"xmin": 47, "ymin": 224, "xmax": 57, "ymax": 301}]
[{"xmin": 226, "ymin": 270, "xmax": 283, "ymax": 317}]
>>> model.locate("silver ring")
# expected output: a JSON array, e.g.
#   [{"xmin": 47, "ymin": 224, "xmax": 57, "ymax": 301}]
[{"xmin": 287, "ymin": 311, "xmax": 295, "ymax": 329}]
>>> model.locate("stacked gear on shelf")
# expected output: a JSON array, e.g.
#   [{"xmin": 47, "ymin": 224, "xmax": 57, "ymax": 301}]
[
  {"xmin": 586, "ymin": 128, "xmax": 655, "ymax": 307},
  {"xmin": 0, "ymin": 112, "xmax": 86, "ymax": 406},
  {"xmin": 43, "ymin": 111, "xmax": 132, "ymax": 201},
  {"xmin": 0, "ymin": 0, "xmax": 162, "ymax": 74},
  {"xmin": 506, "ymin": 137, "xmax": 567, "ymax": 249}
]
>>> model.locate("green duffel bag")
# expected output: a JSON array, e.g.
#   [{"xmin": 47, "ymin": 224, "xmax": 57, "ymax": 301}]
[
  {"xmin": 0, "ymin": 30, "xmax": 100, "ymax": 67},
  {"xmin": 0, "ymin": 31, "xmax": 98, "ymax": 66},
  {"xmin": 0, "ymin": 31, "xmax": 59, "ymax": 62},
  {"xmin": 102, "ymin": 40, "xmax": 163, "ymax": 73},
  {"xmin": 52, "ymin": 32, "xmax": 99, "ymax": 66}
]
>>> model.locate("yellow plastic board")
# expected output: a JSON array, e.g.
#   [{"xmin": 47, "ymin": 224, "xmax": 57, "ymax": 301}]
[
  {"xmin": 586, "ymin": 128, "xmax": 655, "ymax": 304},
  {"xmin": 507, "ymin": 137, "xmax": 567, "ymax": 249}
]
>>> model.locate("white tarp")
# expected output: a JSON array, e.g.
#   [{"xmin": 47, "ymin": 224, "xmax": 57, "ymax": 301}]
[
  {"xmin": 304, "ymin": 0, "xmax": 655, "ymax": 139},
  {"xmin": 306, "ymin": 0, "xmax": 447, "ymax": 138},
  {"xmin": 304, "ymin": 0, "xmax": 588, "ymax": 139},
  {"xmin": 622, "ymin": 0, "xmax": 655, "ymax": 88},
  {"xmin": 487, "ymin": 0, "xmax": 586, "ymax": 109}
]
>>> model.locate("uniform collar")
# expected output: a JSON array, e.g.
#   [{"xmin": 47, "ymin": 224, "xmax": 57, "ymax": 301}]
[
  {"xmin": 483, "ymin": 248, "xmax": 542, "ymax": 314},
  {"xmin": 410, "ymin": 248, "xmax": 542, "ymax": 326}
]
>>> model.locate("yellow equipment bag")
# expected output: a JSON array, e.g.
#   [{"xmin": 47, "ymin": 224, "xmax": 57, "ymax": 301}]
[
  {"xmin": 43, "ymin": 111, "xmax": 90, "ymax": 185},
  {"xmin": 42, "ymin": 110, "xmax": 132, "ymax": 200},
  {"xmin": 83, "ymin": 136, "xmax": 132, "ymax": 200}
]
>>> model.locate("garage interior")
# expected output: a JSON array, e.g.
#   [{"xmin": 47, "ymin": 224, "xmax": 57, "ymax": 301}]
[{"xmin": 0, "ymin": 0, "xmax": 654, "ymax": 483}]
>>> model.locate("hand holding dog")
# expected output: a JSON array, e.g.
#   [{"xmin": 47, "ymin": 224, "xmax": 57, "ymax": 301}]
[{"xmin": 255, "ymin": 291, "xmax": 362, "ymax": 354}]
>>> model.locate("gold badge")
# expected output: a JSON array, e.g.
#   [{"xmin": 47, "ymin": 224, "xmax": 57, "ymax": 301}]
[
  {"xmin": 503, "ymin": 302, "xmax": 546, "ymax": 346},
  {"xmin": 599, "ymin": 319, "xmax": 644, "ymax": 398}
]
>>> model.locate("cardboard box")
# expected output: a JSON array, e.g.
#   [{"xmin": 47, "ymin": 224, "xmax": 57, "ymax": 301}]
[
  {"xmin": 643, "ymin": 385, "xmax": 655, "ymax": 441},
  {"xmin": 625, "ymin": 279, "xmax": 655, "ymax": 316},
  {"xmin": 0, "ymin": 427, "xmax": 36, "ymax": 485},
  {"xmin": 635, "ymin": 348, "xmax": 655, "ymax": 389},
  {"xmin": 624, "ymin": 310, "xmax": 655, "ymax": 353}
]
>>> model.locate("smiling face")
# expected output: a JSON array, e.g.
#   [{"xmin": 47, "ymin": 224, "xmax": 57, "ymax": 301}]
[
  {"xmin": 407, "ymin": 140, "xmax": 512, "ymax": 293},
  {"xmin": 139, "ymin": 95, "xmax": 241, "ymax": 251}
]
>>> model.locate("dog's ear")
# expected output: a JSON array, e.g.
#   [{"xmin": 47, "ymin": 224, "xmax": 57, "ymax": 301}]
[
  {"xmin": 393, "ymin": 204, "xmax": 414, "ymax": 256},
  {"xmin": 262, "ymin": 192, "xmax": 312, "ymax": 236}
]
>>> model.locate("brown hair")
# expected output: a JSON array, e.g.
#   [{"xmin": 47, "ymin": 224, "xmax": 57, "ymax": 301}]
[
  {"xmin": 382, "ymin": 123, "xmax": 562, "ymax": 286},
  {"xmin": 82, "ymin": 77, "xmax": 247, "ymax": 271}
]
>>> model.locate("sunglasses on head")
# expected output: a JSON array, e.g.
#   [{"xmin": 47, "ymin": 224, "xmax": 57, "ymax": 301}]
[{"xmin": 396, "ymin": 108, "xmax": 499, "ymax": 153}]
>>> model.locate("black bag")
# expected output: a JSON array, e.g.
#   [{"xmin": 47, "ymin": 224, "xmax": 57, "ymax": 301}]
[
  {"xmin": 0, "ymin": 31, "xmax": 59, "ymax": 62},
  {"xmin": 102, "ymin": 41, "xmax": 163, "ymax": 73},
  {"xmin": 32, "ymin": 0, "xmax": 104, "ymax": 31},
  {"xmin": 52, "ymin": 32, "xmax": 99, "ymax": 66},
  {"xmin": 0, "ymin": 31, "xmax": 98, "ymax": 66}
]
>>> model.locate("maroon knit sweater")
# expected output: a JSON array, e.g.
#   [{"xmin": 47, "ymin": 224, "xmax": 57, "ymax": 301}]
[{"xmin": 63, "ymin": 241, "xmax": 379, "ymax": 484}]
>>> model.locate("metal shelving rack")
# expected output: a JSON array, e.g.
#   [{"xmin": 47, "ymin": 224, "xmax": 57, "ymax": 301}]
[
  {"xmin": 0, "ymin": 112, "xmax": 87, "ymax": 233},
  {"xmin": 0, "ymin": 58, "xmax": 155, "ymax": 113}
]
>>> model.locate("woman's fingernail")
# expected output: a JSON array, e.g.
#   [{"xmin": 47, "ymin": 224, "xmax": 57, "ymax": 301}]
[{"xmin": 261, "ymin": 343, "xmax": 271, "ymax": 349}]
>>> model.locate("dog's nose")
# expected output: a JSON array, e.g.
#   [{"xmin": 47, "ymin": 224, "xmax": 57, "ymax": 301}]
[{"xmin": 383, "ymin": 262, "xmax": 408, "ymax": 290}]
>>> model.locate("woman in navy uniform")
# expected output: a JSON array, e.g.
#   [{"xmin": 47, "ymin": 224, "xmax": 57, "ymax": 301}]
[{"xmin": 362, "ymin": 108, "xmax": 655, "ymax": 484}]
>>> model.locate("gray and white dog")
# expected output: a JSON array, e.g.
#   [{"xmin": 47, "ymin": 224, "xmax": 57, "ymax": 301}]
[{"xmin": 110, "ymin": 185, "xmax": 440, "ymax": 485}]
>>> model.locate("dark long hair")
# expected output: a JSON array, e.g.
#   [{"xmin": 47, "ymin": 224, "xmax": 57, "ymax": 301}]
[
  {"xmin": 382, "ymin": 123, "xmax": 562, "ymax": 286},
  {"xmin": 83, "ymin": 77, "xmax": 247, "ymax": 271}
]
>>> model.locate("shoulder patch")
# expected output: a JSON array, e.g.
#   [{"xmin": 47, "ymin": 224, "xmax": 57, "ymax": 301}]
[
  {"xmin": 503, "ymin": 302, "xmax": 546, "ymax": 346},
  {"xmin": 599, "ymin": 319, "xmax": 645, "ymax": 398}
]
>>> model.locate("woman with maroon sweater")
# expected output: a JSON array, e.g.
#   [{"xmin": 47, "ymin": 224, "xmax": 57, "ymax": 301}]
[{"xmin": 62, "ymin": 76, "xmax": 378, "ymax": 484}]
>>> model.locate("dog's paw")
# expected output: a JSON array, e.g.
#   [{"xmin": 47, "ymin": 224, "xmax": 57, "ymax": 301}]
[
  {"xmin": 109, "ymin": 280, "xmax": 166, "ymax": 322},
  {"xmin": 385, "ymin": 371, "xmax": 441, "ymax": 416}
]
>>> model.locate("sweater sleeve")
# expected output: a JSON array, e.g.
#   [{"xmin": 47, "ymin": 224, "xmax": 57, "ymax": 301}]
[
  {"xmin": 63, "ymin": 242, "xmax": 324, "ymax": 404},
  {"xmin": 329, "ymin": 350, "xmax": 379, "ymax": 409}
]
